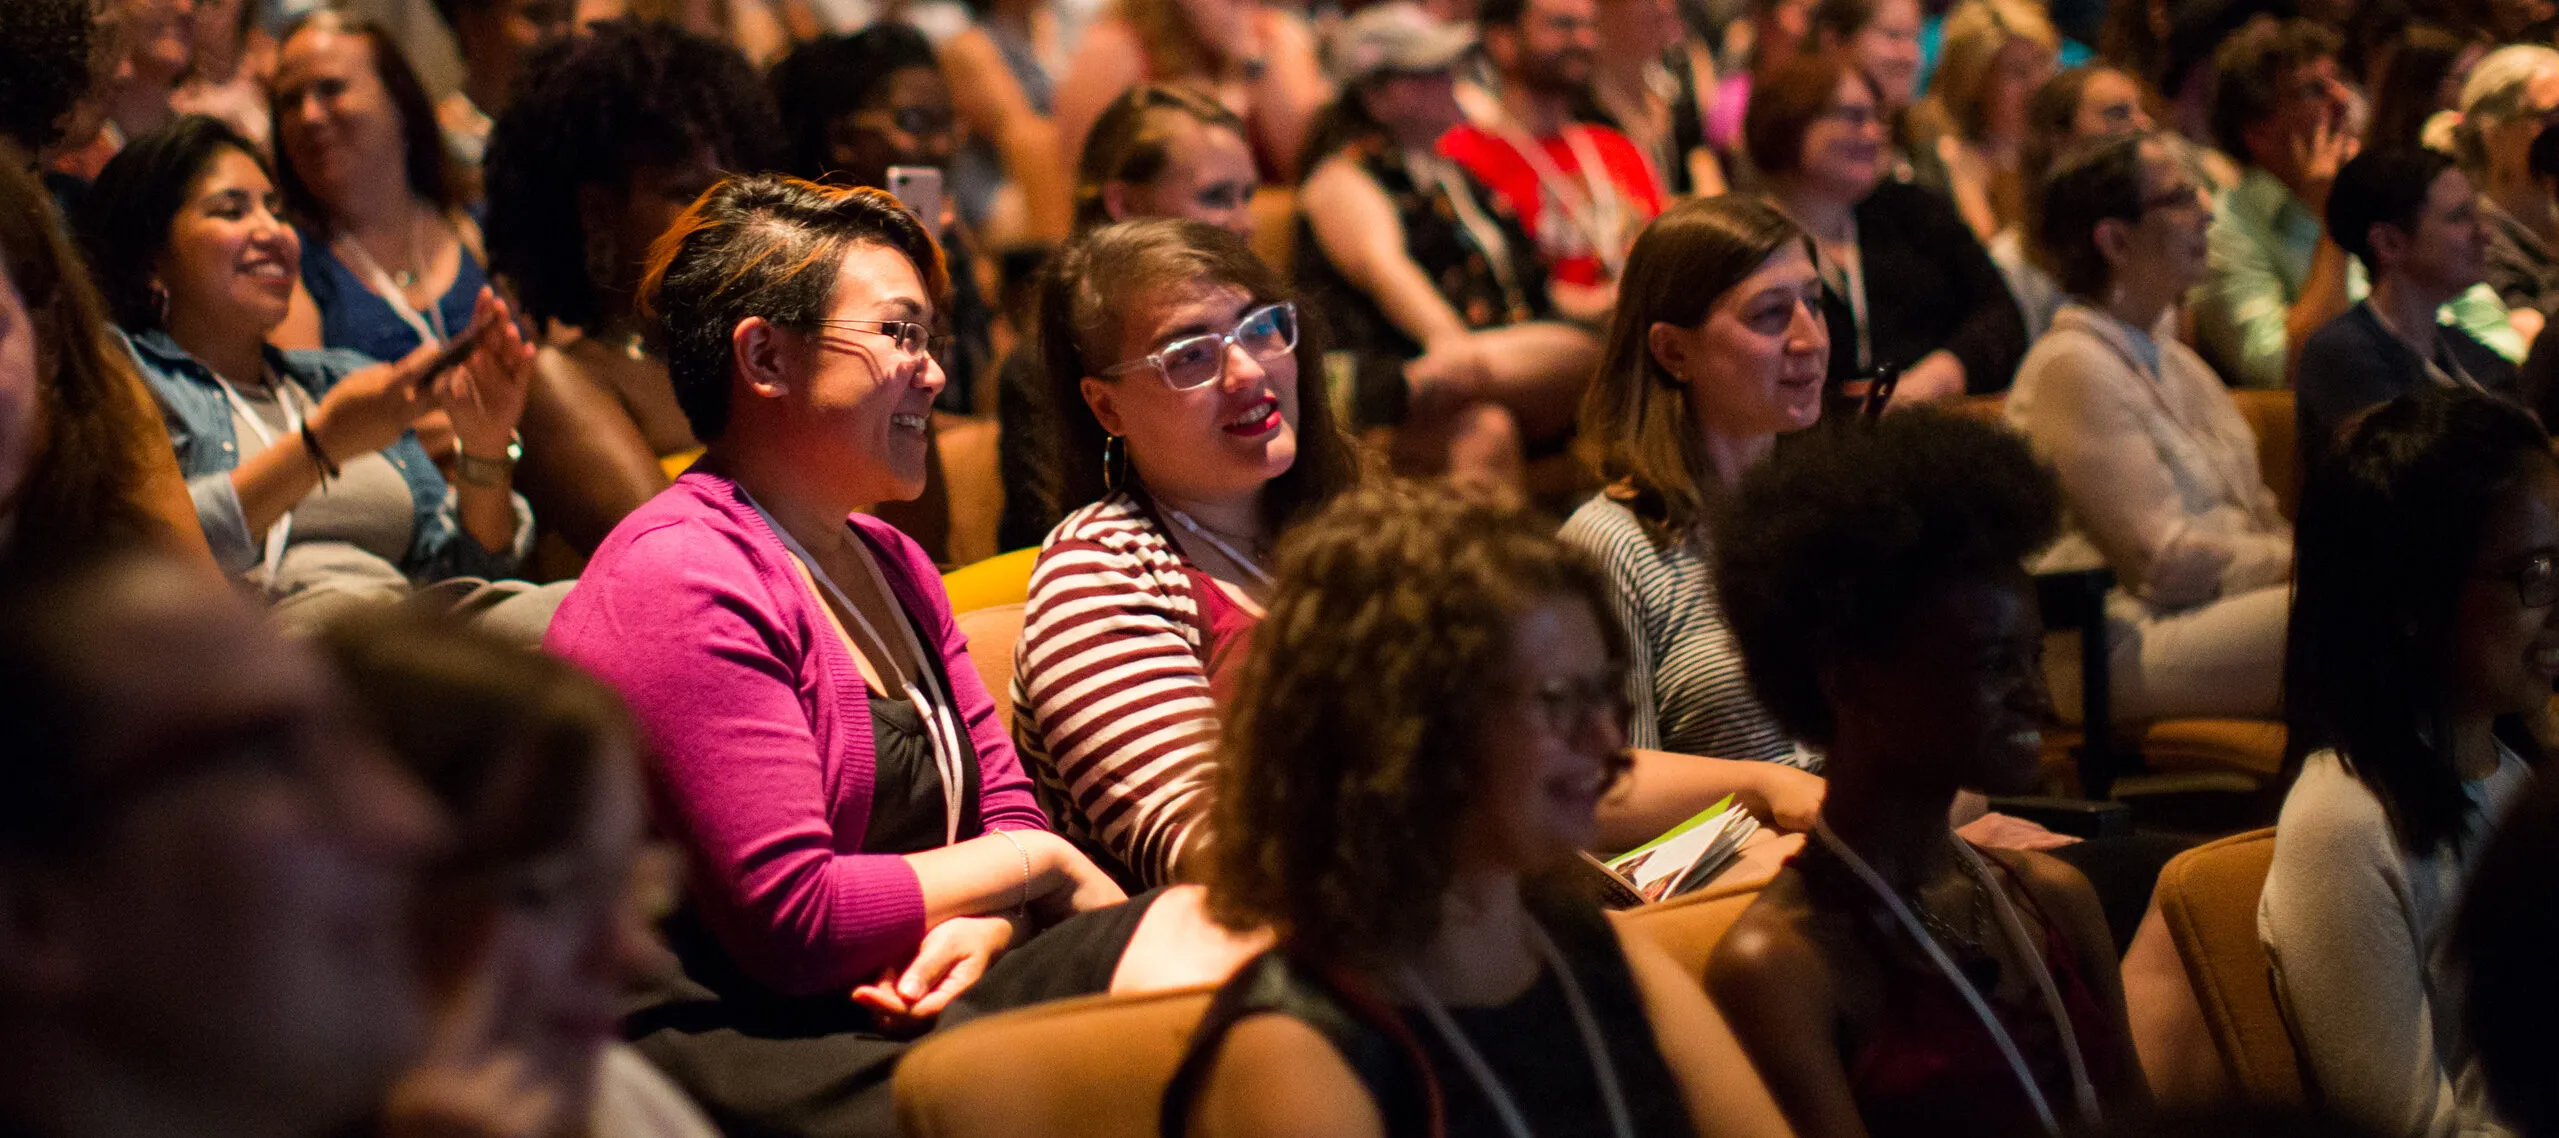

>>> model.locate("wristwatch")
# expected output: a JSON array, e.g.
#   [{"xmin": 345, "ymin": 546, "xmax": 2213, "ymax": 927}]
[{"xmin": 454, "ymin": 431, "xmax": 522, "ymax": 487}]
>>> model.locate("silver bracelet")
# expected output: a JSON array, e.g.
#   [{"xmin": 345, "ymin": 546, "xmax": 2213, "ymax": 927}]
[{"xmin": 991, "ymin": 829, "xmax": 1033, "ymax": 920}]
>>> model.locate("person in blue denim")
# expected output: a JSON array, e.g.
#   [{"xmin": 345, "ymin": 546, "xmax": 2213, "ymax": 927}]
[{"xmin": 74, "ymin": 115, "xmax": 539, "ymax": 630}]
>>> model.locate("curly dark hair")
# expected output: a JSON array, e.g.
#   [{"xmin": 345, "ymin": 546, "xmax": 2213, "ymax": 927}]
[
  {"xmin": 2289, "ymin": 386, "xmax": 2552, "ymax": 857},
  {"xmin": 1205, "ymin": 481, "xmax": 1626, "ymax": 967},
  {"xmin": 483, "ymin": 19, "xmax": 781, "ymax": 334},
  {"xmin": 2207, "ymin": 16, "xmax": 2342, "ymax": 162},
  {"xmin": 768, "ymin": 25, "xmax": 936, "ymax": 182},
  {"xmin": 639, "ymin": 173, "xmax": 947, "ymax": 443},
  {"xmin": 2459, "ymin": 774, "xmax": 2559, "ymax": 1138},
  {"xmin": 1715, "ymin": 411, "xmax": 2061, "ymax": 746},
  {"xmin": 0, "ymin": 0, "xmax": 94, "ymax": 156},
  {"xmin": 1035, "ymin": 217, "xmax": 1357, "ymax": 536}
]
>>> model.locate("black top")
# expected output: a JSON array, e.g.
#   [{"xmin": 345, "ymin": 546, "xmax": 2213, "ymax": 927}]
[
  {"xmin": 618, "ymin": 643, "xmax": 985, "ymax": 1138},
  {"xmin": 1163, "ymin": 887, "xmax": 1697, "ymax": 1138},
  {"xmin": 938, "ymin": 887, "xmax": 1172, "ymax": 1029},
  {"xmin": 1293, "ymin": 132, "xmax": 1552, "ymax": 430},
  {"xmin": 2296, "ymin": 301, "xmax": 2524, "ymax": 465},
  {"xmin": 1821, "ymin": 180, "xmax": 2029, "ymax": 398}
]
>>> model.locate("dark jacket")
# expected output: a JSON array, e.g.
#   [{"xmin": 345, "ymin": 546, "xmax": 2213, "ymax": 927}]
[{"xmin": 1822, "ymin": 180, "xmax": 2029, "ymax": 397}]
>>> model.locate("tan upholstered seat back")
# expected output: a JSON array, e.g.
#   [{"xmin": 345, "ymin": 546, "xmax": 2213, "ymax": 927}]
[
  {"xmin": 2153, "ymin": 827, "xmax": 2306, "ymax": 1105},
  {"xmin": 1616, "ymin": 885, "xmax": 1767, "ymax": 985},
  {"xmin": 895, "ymin": 986, "xmax": 1214, "ymax": 1138},
  {"xmin": 954, "ymin": 603, "xmax": 1025, "ymax": 736}
]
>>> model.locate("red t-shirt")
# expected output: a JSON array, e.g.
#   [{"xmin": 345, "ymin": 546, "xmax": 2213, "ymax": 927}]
[{"xmin": 1438, "ymin": 121, "xmax": 1665, "ymax": 288}]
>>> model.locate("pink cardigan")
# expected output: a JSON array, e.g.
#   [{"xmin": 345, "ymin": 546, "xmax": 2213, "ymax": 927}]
[{"xmin": 546, "ymin": 471, "xmax": 1048, "ymax": 996}]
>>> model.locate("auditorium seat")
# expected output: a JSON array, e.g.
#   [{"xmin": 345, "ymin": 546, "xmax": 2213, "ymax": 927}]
[
  {"xmin": 896, "ymin": 986, "xmax": 1217, "ymax": 1138},
  {"xmin": 2150, "ymin": 828, "xmax": 2309, "ymax": 1106},
  {"xmin": 1616, "ymin": 884, "xmax": 1766, "ymax": 985},
  {"xmin": 955, "ymin": 602, "xmax": 1025, "ymax": 733},
  {"xmin": 944, "ymin": 546, "xmax": 1040, "ymax": 613}
]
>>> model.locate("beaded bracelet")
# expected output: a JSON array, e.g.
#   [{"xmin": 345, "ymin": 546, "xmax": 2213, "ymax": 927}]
[{"xmin": 991, "ymin": 830, "xmax": 1032, "ymax": 920}]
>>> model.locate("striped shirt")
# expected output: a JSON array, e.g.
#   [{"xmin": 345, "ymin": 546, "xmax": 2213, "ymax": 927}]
[
  {"xmin": 1010, "ymin": 493, "xmax": 1248, "ymax": 886},
  {"xmin": 1558, "ymin": 494, "xmax": 1817, "ymax": 771}
]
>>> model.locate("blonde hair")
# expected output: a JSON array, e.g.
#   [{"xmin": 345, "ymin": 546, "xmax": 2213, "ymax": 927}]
[
  {"xmin": 2453, "ymin": 44, "xmax": 2559, "ymax": 173},
  {"xmin": 1926, "ymin": 0, "xmax": 2058, "ymax": 141}
]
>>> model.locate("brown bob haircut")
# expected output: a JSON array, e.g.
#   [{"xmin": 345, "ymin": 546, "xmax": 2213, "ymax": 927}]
[
  {"xmin": 1745, "ymin": 53, "xmax": 1885, "ymax": 178},
  {"xmin": 1577, "ymin": 195, "xmax": 1816, "ymax": 543},
  {"xmin": 1206, "ymin": 481, "xmax": 1625, "ymax": 967},
  {"xmin": 1035, "ymin": 217, "xmax": 1356, "ymax": 535},
  {"xmin": 318, "ymin": 610, "xmax": 643, "ymax": 986},
  {"xmin": 640, "ymin": 173, "xmax": 948, "ymax": 443}
]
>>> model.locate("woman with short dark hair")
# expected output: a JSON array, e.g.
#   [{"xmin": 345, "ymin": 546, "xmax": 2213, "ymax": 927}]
[
  {"xmin": 1705, "ymin": 411, "xmax": 2146, "ymax": 1138},
  {"xmin": 2005, "ymin": 131, "xmax": 2289, "ymax": 725},
  {"xmin": 546, "ymin": 172, "xmax": 1122, "ymax": 1136},
  {"xmin": 1749, "ymin": 54, "xmax": 2027, "ymax": 404},
  {"xmin": 2266, "ymin": 385, "xmax": 2553, "ymax": 1138},
  {"xmin": 1171, "ymin": 482, "xmax": 1794, "ymax": 1138}
]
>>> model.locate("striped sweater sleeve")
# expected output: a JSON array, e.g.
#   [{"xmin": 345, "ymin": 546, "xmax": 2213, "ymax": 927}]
[
  {"xmin": 1560, "ymin": 498, "xmax": 1666, "ymax": 753},
  {"xmin": 1012, "ymin": 503, "xmax": 1218, "ymax": 887}
]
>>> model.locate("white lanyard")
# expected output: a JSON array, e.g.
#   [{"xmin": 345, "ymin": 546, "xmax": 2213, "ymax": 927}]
[
  {"xmin": 1164, "ymin": 506, "xmax": 1273, "ymax": 587},
  {"xmin": 335, "ymin": 226, "xmax": 450, "ymax": 350},
  {"xmin": 1811, "ymin": 821, "xmax": 2101, "ymax": 1137},
  {"xmin": 745, "ymin": 492, "xmax": 968, "ymax": 845},
  {"xmin": 1818, "ymin": 222, "xmax": 1873, "ymax": 371},
  {"xmin": 213, "ymin": 367, "xmax": 306, "ymax": 588},
  {"xmin": 1397, "ymin": 920, "xmax": 1636, "ymax": 1138},
  {"xmin": 1496, "ymin": 122, "xmax": 1630, "ymax": 282}
]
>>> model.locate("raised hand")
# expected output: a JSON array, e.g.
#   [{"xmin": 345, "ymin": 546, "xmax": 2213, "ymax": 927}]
[
  {"xmin": 438, "ymin": 287, "xmax": 537, "ymax": 459},
  {"xmin": 307, "ymin": 340, "xmax": 442, "ymax": 463}
]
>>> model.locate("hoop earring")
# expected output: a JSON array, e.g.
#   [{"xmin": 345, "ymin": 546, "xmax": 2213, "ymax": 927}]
[{"xmin": 1102, "ymin": 433, "xmax": 1128, "ymax": 492}]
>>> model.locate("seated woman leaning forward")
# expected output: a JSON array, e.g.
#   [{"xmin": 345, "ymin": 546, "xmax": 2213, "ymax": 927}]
[
  {"xmin": 1012, "ymin": 217, "xmax": 1358, "ymax": 889},
  {"xmin": 545, "ymin": 174, "xmax": 1123, "ymax": 1136},
  {"xmin": 1170, "ymin": 482, "xmax": 1794, "ymax": 1138},
  {"xmin": 1705, "ymin": 412, "xmax": 2148, "ymax": 1138}
]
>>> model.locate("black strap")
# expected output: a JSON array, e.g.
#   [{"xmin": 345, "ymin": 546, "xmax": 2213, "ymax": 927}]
[{"xmin": 1160, "ymin": 950, "xmax": 1445, "ymax": 1138}]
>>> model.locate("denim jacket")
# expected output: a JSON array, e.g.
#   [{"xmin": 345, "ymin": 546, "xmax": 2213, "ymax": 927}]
[{"xmin": 121, "ymin": 327, "xmax": 532, "ymax": 582}]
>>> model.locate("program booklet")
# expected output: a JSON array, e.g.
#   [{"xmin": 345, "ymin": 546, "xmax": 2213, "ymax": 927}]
[{"xmin": 1581, "ymin": 796, "xmax": 1760, "ymax": 908}]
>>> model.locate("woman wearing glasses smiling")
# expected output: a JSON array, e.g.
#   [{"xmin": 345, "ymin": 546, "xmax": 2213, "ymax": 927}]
[
  {"xmin": 1013, "ymin": 217, "xmax": 1358, "ymax": 889},
  {"xmin": 547, "ymin": 174, "xmax": 1123, "ymax": 1135}
]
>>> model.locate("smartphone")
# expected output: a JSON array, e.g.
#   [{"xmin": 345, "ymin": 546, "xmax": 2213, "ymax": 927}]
[
  {"xmin": 886, "ymin": 166, "xmax": 943, "ymax": 227},
  {"xmin": 417, "ymin": 316, "xmax": 499, "ymax": 385}
]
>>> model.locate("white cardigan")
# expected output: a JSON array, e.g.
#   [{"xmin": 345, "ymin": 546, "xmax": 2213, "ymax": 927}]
[{"xmin": 2006, "ymin": 304, "xmax": 2292, "ymax": 612}]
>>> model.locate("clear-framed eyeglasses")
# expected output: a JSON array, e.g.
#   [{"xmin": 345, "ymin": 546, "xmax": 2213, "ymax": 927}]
[
  {"xmin": 2482, "ymin": 551, "xmax": 2559, "ymax": 609},
  {"xmin": 1097, "ymin": 301, "xmax": 1297, "ymax": 391}
]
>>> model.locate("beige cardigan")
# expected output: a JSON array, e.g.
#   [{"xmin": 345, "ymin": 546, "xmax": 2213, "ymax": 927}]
[{"xmin": 2007, "ymin": 304, "xmax": 2292, "ymax": 613}]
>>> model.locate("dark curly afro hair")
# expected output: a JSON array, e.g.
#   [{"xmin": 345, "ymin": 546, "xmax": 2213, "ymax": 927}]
[
  {"xmin": 0, "ymin": 0, "xmax": 95, "ymax": 156},
  {"xmin": 1714, "ymin": 411, "xmax": 2062, "ymax": 747},
  {"xmin": 481, "ymin": 19, "xmax": 782, "ymax": 333}
]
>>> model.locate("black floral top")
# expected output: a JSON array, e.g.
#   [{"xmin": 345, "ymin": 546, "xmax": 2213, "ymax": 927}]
[{"xmin": 1293, "ymin": 131, "xmax": 1554, "ymax": 427}]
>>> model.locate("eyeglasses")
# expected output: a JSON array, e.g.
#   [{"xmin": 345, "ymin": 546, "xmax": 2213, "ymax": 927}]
[
  {"xmin": 2480, "ymin": 551, "xmax": 2559, "ymax": 608},
  {"xmin": 1518, "ymin": 672, "xmax": 1632, "ymax": 737},
  {"xmin": 860, "ymin": 105, "xmax": 955, "ymax": 139},
  {"xmin": 2138, "ymin": 181, "xmax": 2209, "ymax": 215},
  {"xmin": 1098, "ymin": 302, "xmax": 1298, "ymax": 391},
  {"xmin": 816, "ymin": 318, "xmax": 952, "ymax": 361}
]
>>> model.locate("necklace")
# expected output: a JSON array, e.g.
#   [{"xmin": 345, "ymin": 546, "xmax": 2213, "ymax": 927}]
[
  {"xmin": 1812, "ymin": 820, "xmax": 2102, "ymax": 1136},
  {"xmin": 1397, "ymin": 921, "xmax": 1636, "ymax": 1138},
  {"xmin": 1164, "ymin": 506, "xmax": 1273, "ymax": 586}
]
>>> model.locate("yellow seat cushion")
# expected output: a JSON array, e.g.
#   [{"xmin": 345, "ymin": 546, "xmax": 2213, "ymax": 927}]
[{"xmin": 943, "ymin": 546, "xmax": 1040, "ymax": 614}]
